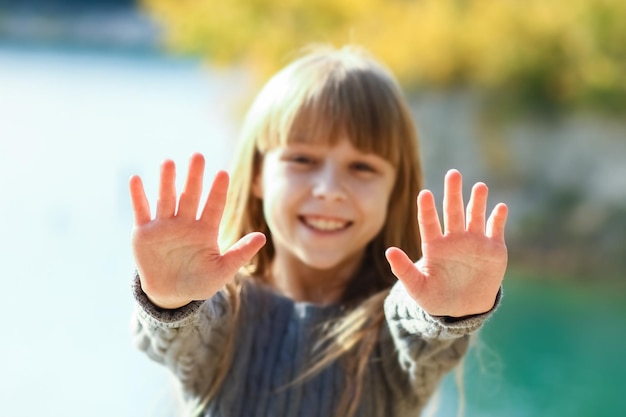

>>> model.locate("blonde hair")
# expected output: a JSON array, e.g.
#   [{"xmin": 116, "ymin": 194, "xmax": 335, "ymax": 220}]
[{"xmin": 192, "ymin": 44, "xmax": 424, "ymax": 416}]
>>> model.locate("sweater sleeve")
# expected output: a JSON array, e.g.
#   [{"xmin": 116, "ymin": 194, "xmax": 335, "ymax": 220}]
[
  {"xmin": 130, "ymin": 272, "xmax": 234, "ymax": 397},
  {"xmin": 379, "ymin": 280, "xmax": 500, "ymax": 410}
]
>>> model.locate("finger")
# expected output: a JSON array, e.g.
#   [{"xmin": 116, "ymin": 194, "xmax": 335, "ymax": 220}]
[
  {"xmin": 443, "ymin": 169, "xmax": 465, "ymax": 233},
  {"xmin": 385, "ymin": 247, "xmax": 425, "ymax": 297},
  {"xmin": 156, "ymin": 159, "xmax": 177, "ymax": 218},
  {"xmin": 129, "ymin": 175, "xmax": 151, "ymax": 225},
  {"xmin": 486, "ymin": 203, "xmax": 508, "ymax": 242},
  {"xmin": 466, "ymin": 182, "xmax": 488, "ymax": 233},
  {"xmin": 178, "ymin": 153, "xmax": 206, "ymax": 219},
  {"xmin": 417, "ymin": 190, "xmax": 442, "ymax": 242},
  {"xmin": 199, "ymin": 170, "xmax": 230, "ymax": 230},
  {"xmin": 221, "ymin": 232, "xmax": 267, "ymax": 274}
]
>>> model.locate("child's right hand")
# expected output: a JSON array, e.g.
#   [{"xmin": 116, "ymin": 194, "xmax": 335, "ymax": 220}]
[{"xmin": 129, "ymin": 153, "xmax": 266, "ymax": 309}]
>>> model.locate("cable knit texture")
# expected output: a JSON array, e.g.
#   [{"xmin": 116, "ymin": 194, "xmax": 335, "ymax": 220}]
[{"xmin": 131, "ymin": 272, "xmax": 499, "ymax": 417}]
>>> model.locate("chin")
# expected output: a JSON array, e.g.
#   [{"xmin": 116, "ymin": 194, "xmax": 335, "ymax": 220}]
[
  {"xmin": 303, "ymin": 260, "xmax": 343, "ymax": 271},
  {"xmin": 301, "ymin": 253, "xmax": 359, "ymax": 273}
]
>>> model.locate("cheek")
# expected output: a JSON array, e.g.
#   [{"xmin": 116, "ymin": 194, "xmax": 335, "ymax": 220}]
[
  {"xmin": 363, "ymin": 182, "xmax": 394, "ymax": 228},
  {"xmin": 372, "ymin": 202, "xmax": 389, "ymax": 233},
  {"xmin": 261, "ymin": 177, "xmax": 298, "ymax": 223},
  {"xmin": 267, "ymin": 172, "xmax": 309, "ymax": 203},
  {"xmin": 359, "ymin": 191, "xmax": 390, "ymax": 229}
]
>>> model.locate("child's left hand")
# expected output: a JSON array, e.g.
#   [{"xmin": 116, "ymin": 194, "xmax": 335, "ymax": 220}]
[{"xmin": 385, "ymin": 169, "xmax": 508, "ymax": 318}]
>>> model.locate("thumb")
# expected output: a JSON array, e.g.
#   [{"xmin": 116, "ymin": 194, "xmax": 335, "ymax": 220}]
[
  {"xmin": 385, "ymin": 247, "xmax": 425, "ymax": 299},
  {"xmin": 221, "ymin": 232, "xmax": 267, "ymax": 274}
]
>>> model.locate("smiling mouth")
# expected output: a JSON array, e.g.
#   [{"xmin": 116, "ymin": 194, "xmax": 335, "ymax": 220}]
[{"xmin": 300, "ymin": 215, "xmax": 351, "ymax": 232}]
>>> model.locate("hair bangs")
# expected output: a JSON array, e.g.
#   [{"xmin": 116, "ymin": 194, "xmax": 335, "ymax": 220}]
[
  {"xmin": 337, "ymin": 68, "xmax": 404, "ymax": 166},
  {"xmin": 289, "ymin": 68, "xmax": 403, "ymax": 166},
  {"xmin": 255, "ymin": 54, "xmax": 404, "ymax": 166}
]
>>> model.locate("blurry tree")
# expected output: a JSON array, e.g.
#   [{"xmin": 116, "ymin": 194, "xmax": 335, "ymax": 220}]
[{"xmin": 141, "ymin": 0, "xmax": 626, "ymax": 115}]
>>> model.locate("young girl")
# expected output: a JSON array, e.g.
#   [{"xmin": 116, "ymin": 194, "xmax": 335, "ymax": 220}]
[{"xmin": 129, "ymin": 44, "xmax": 508, "ymax": 417}]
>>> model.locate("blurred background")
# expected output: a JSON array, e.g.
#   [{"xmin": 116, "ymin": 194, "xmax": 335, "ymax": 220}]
[{"xmin": 1, "ymin": 0, "xmax": 624, "ymax": 416}]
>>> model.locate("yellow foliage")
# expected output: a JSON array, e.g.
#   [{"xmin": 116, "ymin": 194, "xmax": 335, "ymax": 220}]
[{"xmin": 141, "ymin": 0, "xmax": 626, "ymax": 112}]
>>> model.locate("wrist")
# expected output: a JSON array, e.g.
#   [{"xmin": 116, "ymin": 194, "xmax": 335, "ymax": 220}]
[
  {"xmin": 146, "ymin": 294, "xmax": 193, "ymax": 310},
  {"xmin": 437, "ymin": 286, "xmax": 502, "ymax": 320},
  {"xmin": 133, "ymin": 270, "xmax": 193, "ymax": 310}
]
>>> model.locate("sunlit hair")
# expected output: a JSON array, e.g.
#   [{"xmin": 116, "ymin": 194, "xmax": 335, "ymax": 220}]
[{"xmin": 191, "ymin": 44, "xmax": 424, "ymax": 417}]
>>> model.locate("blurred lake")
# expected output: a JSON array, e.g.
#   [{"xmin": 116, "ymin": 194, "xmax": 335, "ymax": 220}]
[{"xmin": 1, "ymin": 44, "xmax": 624, "ymax": 417}]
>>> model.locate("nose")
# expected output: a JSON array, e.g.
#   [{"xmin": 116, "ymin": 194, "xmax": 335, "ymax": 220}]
[{"xmin": 312, "ymin": 162, "xmax": 347, "ymax": 201}]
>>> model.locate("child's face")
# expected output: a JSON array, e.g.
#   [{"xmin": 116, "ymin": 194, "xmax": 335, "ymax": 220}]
[{"xmin": 253, "ymin": 135, "xmax": 396, "ymax": 276}]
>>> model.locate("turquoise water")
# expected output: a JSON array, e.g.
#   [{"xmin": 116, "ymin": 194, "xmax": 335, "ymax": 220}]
[
  {"xmin": 432, "ymin": 276, "xmax": 626, "ymax": 417},
  {"xmin": 1, "ymin": 45, "xmax": 623, "ymax": 417},
  {"xmin": 474, "ymin": 277, "xmax": 626, "ymax": 417}
]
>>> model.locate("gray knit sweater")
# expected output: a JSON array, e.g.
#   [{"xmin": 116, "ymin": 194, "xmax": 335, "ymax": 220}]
[{"xmin": 131, "ymin": 274, "xmax": 498, "ymax": 417}]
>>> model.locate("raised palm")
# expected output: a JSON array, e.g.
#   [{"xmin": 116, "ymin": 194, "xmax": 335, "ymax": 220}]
[
  {"xmin": 385, "ymin": 169, "xmax": 508, "ymax": 317},
  {"xmin": 129, "ymin": 153, "xmax": 266, "ymax": 309}
]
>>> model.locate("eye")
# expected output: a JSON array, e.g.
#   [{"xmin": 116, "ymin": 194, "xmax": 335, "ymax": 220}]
[
  {"xmin": 351, "ymin": 161, "xmax": 376, "ymax": 173},
  {"xmin": 290, "ymin": 154, "xmax": 315, "ymax": 164},
  {"xmin": 282, "ymin": 152, "xmax": 317, "ymax": 167}
]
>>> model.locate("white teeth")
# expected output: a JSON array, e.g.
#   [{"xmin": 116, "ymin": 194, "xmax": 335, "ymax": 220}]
[{"xmin": 304, "ymin": 217, "xmax": 348, "ymax": 231}]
